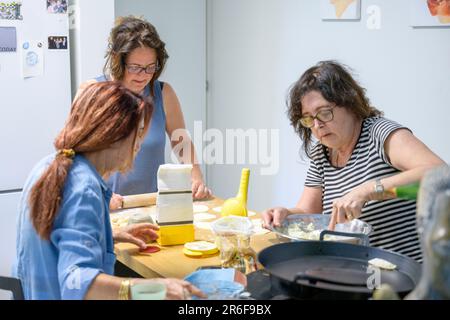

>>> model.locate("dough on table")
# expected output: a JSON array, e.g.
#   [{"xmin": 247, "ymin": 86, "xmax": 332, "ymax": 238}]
[
  {"xmin": 193, "ymin": 204, "xmax": 209, "ymax": 213},
  {"xmin": 194, "ymin": 213, "xmax": 217, "ymax": 221},
  {"xmin": 247, "ymin": 210, "xmax": 257, "ymax": 217},
  {"xmin": 212, "ymin": 206, "xmax": 222, "ymax": 213},
  {"xmin": 368, "ymin": 258, "xmax": 397, "ymax": 270},
  {"xmin": 251, "ymin": 218, "xmax": 270, "ymax": 235},
  {"xmin": 110, "ymin": 215, "xmax": 130, "ymax": 228},
  {"xmin": 194, "ymin": 221, "xmax": 212, "ymax": 230}
]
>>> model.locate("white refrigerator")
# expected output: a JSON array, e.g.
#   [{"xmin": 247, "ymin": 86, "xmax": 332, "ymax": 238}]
[{"xmin": 0, "ymin": 0, "xmax": 71, "ymax": 298}]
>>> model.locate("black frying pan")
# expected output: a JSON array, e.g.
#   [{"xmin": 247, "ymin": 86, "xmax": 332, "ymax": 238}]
[{"xmin": 258, "ymin": 241, "xmax": 421, "ymax": 299}]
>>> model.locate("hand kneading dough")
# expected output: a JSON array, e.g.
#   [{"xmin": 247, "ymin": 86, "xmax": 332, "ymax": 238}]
[
  {"xmin": 193, "ymin": 204, "xmax": 209, "ymax": 213},
  {"xmin": 368, "ymin": 258, "xmax": 397, "ymax": 270}
]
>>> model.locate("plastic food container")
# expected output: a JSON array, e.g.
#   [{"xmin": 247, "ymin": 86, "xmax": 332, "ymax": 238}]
[{"xmin": 211, "ymin": 216, "xmax": 258, "ymax": 274}]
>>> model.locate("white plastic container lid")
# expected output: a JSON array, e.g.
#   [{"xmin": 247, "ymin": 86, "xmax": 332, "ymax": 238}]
[{"xmin": 211, "ymin": 216, "xmax": 254, "ymax": 236}]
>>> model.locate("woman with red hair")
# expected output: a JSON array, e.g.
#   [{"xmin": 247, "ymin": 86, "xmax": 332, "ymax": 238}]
[{"xmin": 14, "ymin": 82, "xmax": 203, "ymax": 300}]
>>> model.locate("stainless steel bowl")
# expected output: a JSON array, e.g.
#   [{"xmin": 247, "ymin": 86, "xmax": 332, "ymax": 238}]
[{"xmin": 270, "ymin": 214, "xmax": 372, "ymax": 245}]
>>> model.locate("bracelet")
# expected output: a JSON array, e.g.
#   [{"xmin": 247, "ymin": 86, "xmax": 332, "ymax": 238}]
[{"xmin": 118, "ymin": 279, "xmax": 131, "ymax": 300}]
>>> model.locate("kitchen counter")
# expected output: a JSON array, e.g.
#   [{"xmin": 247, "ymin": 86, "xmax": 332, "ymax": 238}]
[{"xmin": 113, "ymin": 197, "xmax": 279, "ymax": 279}]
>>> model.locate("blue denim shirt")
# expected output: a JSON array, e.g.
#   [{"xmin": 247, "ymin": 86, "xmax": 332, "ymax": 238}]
[{"xmin": 14, "ymin": 154, "xmax": 115, "ymax": 299}]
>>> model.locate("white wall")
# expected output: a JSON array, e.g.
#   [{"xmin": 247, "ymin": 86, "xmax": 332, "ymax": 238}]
[
  {"xmin": 0, "ymin": 192, "xmax": 21, "ymax": 299},
  {"xmin": 69, "ymin": 0, "xmax": 115, "ymax": 96},
  {"xmin": 115, "ymin": 0, "xmax": 207, "ymax": 173},
  {"xmin": 207, "ymin": 0, "xmax": 450, "ymax": 211}
]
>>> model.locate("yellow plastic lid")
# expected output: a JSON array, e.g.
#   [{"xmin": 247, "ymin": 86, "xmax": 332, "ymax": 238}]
[
  {"xmin": 182, "ymin": 247, "xmax": 219, "ymax": 258},
  {"xmin": 183, "ymin": 247, "xmax": 205, "ymax": 257}
]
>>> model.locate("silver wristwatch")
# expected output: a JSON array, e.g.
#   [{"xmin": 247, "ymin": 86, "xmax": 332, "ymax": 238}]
[{"xmin": 374, "ymin": 179, "xmax": 384, "ymax": 194}]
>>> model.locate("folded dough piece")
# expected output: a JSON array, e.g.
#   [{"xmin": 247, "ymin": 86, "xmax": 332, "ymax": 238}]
[{"xmin": 368, "ymin": 258, "xmax": 397, "ymax": 270}]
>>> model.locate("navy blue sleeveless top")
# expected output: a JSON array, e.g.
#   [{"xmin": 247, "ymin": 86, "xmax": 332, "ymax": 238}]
[{"xmin": 96, "ymin": 75, "xmax": 166, "ymax": 195}]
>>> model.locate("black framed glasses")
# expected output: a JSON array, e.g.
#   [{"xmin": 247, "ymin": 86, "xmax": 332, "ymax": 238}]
[
  {"xmin": 299, "ymin": 106, "xmax": 335, "ymax": 128},
  {"xmin": 126, "ymin": 63, "xmax": 160, "ymax": 75}
]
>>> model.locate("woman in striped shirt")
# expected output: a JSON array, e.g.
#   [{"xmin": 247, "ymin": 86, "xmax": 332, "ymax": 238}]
[{"xmin": 261, "ymin": 61, "xmax": 444, "ymax": 261}]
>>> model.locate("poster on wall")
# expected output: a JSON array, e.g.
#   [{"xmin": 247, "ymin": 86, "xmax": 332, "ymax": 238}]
[
  {"xmin": 48, "ymin": 36, "xmax": 68, "ymax": 49},
  {"xmin": 21, "ymin": 41, "xmax": 44, "ymax": 78},
  {"xmin": 0, "ymin": 27, "xmax": 17, "ymax": 52},
  {"xmin": 46, "ymin": 0, "xmax": 68, "ymax": 14},
  {"xmin": 0, "ymin": 1, "xmax": 23, "ymax": 20},
  {"xmin": 410, "ymin": 0, "xmax": 450, "ymax": 26},
  {"xmin": 321, "ymin": 0, "xmax": 361, "ymax": 20}
]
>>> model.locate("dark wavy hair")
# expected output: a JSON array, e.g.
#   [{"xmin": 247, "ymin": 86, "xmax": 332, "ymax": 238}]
[
  {"xmin": 287, "ymin": 60, "xmax": 382, "ymax": 159},
  {"xmin": 104, "ymin": 15, "xmax": 169, "ymax": 96}
]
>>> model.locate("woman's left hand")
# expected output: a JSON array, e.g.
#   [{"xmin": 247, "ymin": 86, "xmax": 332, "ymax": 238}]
[
  {"xmin": 113, "ymin": 223, "xmax": 159, "ymax": 249},
  {"xmin": 328, "ymin": 182, "xmax": 371, "ymax": 230},
  {"xmin": 191, "ymin": 180, "xmax": 212, "ymax": 200}
]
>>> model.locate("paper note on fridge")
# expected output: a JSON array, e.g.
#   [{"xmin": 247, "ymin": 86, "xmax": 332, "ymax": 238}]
[
  {"xmin": 21, "ymin": 40, "xmax": 44, "ymax": 78},
  {"xmin": 0, "ymin": 27, "xmax": 17, "ymax": 52}
]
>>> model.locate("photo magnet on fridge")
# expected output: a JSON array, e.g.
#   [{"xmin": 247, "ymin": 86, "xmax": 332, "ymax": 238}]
[
  {"xmin": 0, "ymin": 27, "xmax": 17, "ymax": 52},
  {"xmin": 48, "ymin": 36, "xmax": 68, "ymax": 49},
  {"xmin": 21, "ymin": 40, "xmax": 44, "ymax": 78},
  {"xmin": 46, "ymin": 0, "xmax": 67, "ymax": 14},
  {"xmin": 0, "ymin": 1, "xmax": 23, "ymax": 20}
]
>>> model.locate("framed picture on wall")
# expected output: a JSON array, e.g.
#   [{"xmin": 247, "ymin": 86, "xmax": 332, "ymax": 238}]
[
  {"xmin": 321, "ymin": 0, "xmax": 361, "ymax": 20},
  {"xmin": 410, "ymin": 0, "xmax": 450, "ymax": 26}
]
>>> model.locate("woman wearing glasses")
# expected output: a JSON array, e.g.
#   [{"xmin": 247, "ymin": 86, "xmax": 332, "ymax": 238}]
[
  {"xmin": 77, "ymin": 16, "xmax": 211, "ymax": 208},
  {"xmin": 261, "ymin": 61, "xmax": 444, "ymax": 261}
]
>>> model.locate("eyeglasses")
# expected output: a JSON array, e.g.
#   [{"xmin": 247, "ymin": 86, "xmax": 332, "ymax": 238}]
[
  {"xmin": 299, "ymin": 106, "xmax": 335, "ymax": 128},
  {"xmin": 126, "ymin": 63, "xmax": 159, "ymax": 75}
]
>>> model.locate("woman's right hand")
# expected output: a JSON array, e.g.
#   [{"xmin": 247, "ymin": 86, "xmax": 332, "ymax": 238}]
[
  {"xmin": 261, "ymin": 207, "xmax": 290, "ymax": 229},
  {"xmin": 145, "ymin": 278, "xmax": 205, "ymax": 300}
]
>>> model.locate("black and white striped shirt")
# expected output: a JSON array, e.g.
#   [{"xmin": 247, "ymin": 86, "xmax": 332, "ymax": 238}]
[{"xmin": 305, "ymin": 117, "xmax": 422, "ymax": 262}]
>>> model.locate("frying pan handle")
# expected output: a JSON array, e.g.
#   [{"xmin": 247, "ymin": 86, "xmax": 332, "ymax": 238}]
[
  {"xmin": 319, "ymin": 230, "xmax": 370, "ymax": 246},
  {"xmin": 294, "ymin": 273, "xmax": 355, "ymax": 287},
  {"xmin": 294, "ymin": 269, "xmax": 369, "ymax": 287},
  {"xmin": 295, "ymin": 273, "xmax": 329, "ymax": 285}
]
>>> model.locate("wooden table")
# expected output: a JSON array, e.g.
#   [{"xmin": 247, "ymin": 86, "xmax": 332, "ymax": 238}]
[{"xmin": 113, "ymin": 197, "xmax": 279, "ymax": 279}]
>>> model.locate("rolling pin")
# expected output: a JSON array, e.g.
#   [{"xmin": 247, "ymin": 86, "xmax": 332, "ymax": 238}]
[{"xmin": 122, "ymin": 192, "xmax": 157, "ymax": 209}]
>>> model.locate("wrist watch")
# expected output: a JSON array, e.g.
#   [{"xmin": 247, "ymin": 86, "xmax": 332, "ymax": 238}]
[{"xmin": 374, "ymin": 179, "xmax": 384, "ymax": 194}]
